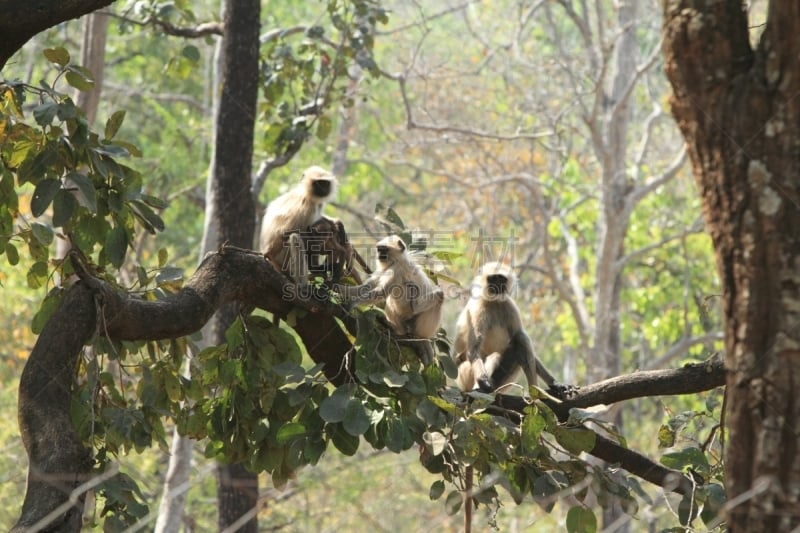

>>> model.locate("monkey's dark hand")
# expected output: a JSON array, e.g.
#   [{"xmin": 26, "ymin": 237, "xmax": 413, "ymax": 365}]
[
  {"xmin": 546, "ymin": 382, "xmax": 579, "ymax": 400},
  {"xmin": 476, "ymin": 374, "xmax": 496, "ymax": 393}
]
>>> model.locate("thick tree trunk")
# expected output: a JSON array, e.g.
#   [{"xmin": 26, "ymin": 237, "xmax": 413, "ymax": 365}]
[
  {"xmin": 663, "ymin": 1, "xmax": 800, "ymax": 530},
  {"xmin": 211, "ymin": 0, "xmax": 260, "ymax": 529}
]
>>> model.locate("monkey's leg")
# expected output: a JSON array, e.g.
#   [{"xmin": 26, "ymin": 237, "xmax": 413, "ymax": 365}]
[
  {"xmin": 409, "ymin": 294, "xmax": 444, "ymax": 339},
  {"xmin": 513, "ymin": 330, "xmax": 577, "ymax": 398},
  {"xmin": 478, "ymin": 351, "xmax": 520, "ymax": 393},
  {"xmin": 456, "ymin": 358, "xmax": 476, "ymax": 391}
]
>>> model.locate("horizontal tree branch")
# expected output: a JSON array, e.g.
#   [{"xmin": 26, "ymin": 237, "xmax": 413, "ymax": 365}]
[{"xmin": 495, "ymin": 356, "xmax": 725, "ymax": 496}]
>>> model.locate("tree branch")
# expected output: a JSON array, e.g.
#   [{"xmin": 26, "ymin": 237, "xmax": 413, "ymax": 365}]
[
  {"xmin": 13, "ymin": 244, "xmax": 351, "ymax": 530},
  {"xmin": 496, "ymin": 356, "xmax": 725, "ymax": 496},
  {"xmin": 0, "ymin": 0, "xmax": 114, "ymax": 71}
]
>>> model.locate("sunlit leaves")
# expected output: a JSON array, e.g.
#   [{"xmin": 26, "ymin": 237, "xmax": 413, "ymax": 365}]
[
  {"xmin": 257, "ymin": 0, "xmax": 387, "ymax": 160},
  {"xmin": 0, "ymin": 49, "xmax": 159, "ymax": 281},
  {"xmin": 104, "ymin": 110, "xmax": 126, "ymax": 140},
  {"xmin": 43, "ymin": 47, "xmax": 70, "ymax": 66}
]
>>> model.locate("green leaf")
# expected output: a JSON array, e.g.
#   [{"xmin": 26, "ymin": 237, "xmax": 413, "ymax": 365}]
[
  {"xmin": 319, "ymin": 387, "xmax": 352, "ymax": 423},
  {"xmin": 33, "ymin": 102, "xmax": 58, "ymax": 126},
  {"xmin": 657, "ymin": 424, "xmax": 675, "ymax": 448},
  {"xmin": 444, "ymin": 490, "xmax": 462, "ymax": 515},
  {"xmin": 43, "ymin": 47, "xmax": 70, "ymax": 66},
  {"xmin": 30, "ymin": 222, "xmax": 54, "ymax": 245},
  {"xmin": 105, "ymin": 110, "xmax": 126, "ymax": 140},
  {"xmin": 276, "ymin": 422, "xmax": 307, "ymax": 444},
  {"xmin": 65, "ymin": 172, "xmax": 97, "ymax": 212},
  {"xmin": 343, "ymin": 399, "xmax": 370, "ymax": 436},
  {"xmin": 31, "ymin": 178, "xmax": 61, "ymax": 217},
  {"xmin": 157, "ymin": 248, "xmax": 169, "ymax": 268},
  {"xmin": 316, "ymin": 115, "xmax": 332, "ymax": 140},
  {"xmin": 700, "ymin": 483, "xmax": 726, "ymax": 525},
  {"xmin": 660, "ymin": 446, "xmax": 709, "ymax": 474},
  {"xmin": 382, "ymin": 369, "xmax": 408, "ymax": 388},
  {"xmin": 131, "ymin": 199, "xmax": 165, "ymax": 233},
  {"xmin": 521, "ymin": 410, "xmax": 546, "ymax": 451},
  {"xmin": 554, "ymin": 427, "xmax": 596, "ymax": 455},
  {"xmin": 329, "ymin": 423, "xmax": 359, "ymax": 456},
  {"xmin": 65, "ymin": 65, "xmax": 95, "ymax": 92},
  {"xmin": 429, "ymin": 480, "xmax": 445, "ymax": 501},
  {"xmin": 383, "ymin": 416, "xmax": 412, "ymax": 453},
  {"xmin": 104, "ymin": 225, "xmax": 128, "ymax": 268},
  {"xmin": 566, "ymin": 506, "xmax": 597, "ymax": 533},
  {"xmin": 181, "ymin": 45, "xmax": 201, "ymax": 62},
  {"xmin": 26, "ymin": 261, "xmax": 49, "ymax": 289},
  {"xmin": 52, "ymin": 189, "xmax": 77, "ymax": 227},
  {"xmin": 5, "ymin": 242, "xmax": 19, "ymax": 265},
  {"xmin": 155, "ymin": 267, "xmax": 184, "ymax": 286}
]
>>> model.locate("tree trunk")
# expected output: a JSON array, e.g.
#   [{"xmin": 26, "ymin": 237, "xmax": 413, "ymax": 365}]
[
  {"xmin": 663, "ymin": 1, "xmax": 800, "ymax": 530},
  {"xmin": 75, "ymin": 8, "xmax": 109, "ymax": 125},
  {"xmin": 211, "ymin": 0, "xmax": 260, "ymax": 529},
  {"xmin": 155, "ymin": 7, "xmax": 225, "ymax": 530}
]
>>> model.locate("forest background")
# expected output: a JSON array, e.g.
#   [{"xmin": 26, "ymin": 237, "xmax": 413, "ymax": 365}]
[{"xmin": 0, "ymin": 0, "xmax": 751, "ymax": 530}]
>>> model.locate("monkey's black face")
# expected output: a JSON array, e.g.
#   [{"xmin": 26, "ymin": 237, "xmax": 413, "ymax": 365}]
[
  {"xmin": 376, "ymin": 245, "xmax": 390, "ymax": 262},
  {"xmin": 311, "ymin": 179, "xmax": 333, "ymax": 198},
  {"xmin": 486, "ymin": 274, "xmax": 508, "ymax": 296}
]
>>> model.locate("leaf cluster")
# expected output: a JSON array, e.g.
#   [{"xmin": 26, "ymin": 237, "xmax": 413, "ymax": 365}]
[
  {"xmin": 0, "ymin": 47, "xmax": 165, "ymax": 288},
  {"xmin": 258, "ymin": 0, "xmax": 388, "ymax": 160}
]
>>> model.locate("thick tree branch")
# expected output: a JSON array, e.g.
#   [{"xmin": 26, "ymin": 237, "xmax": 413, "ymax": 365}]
[
  {"xmin": 496, "ymin": 357, "xmax": 725, "ymax": 496},
  {"xmin": 14, "ymin": 236, "xmax": 726, "ymax": 529},
  {"xmin": 13, "ymin": 245, "xmax": 350, "ymax": 531},
  {"xmin": 0, "ymin": 0, "xmax": 114, "ymax": 71}
]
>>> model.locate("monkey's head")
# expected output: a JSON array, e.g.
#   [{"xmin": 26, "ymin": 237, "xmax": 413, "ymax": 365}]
[
  {"xmin": 375, "ymin": 235, "xmax": 407, "ymax": 269},
  {"xmin": 475, "ymin": 262, "xmax": 516, "ymax": 301},
  {"xmin": 302, "ymin": 166, "xmax": 338, "ymax": 201}
]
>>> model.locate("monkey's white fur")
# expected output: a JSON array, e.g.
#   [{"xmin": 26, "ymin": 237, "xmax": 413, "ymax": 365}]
[
  {"xmin": 259, "ymin": 166, "xmax": 337, "ymax": 283},
  {"xmin": 343, "ymin": 235, "xmax": 443, "ymax": 345},
  {"xmin": 453, "ymin": 262, "xmax": 555, "ymax": 392}
]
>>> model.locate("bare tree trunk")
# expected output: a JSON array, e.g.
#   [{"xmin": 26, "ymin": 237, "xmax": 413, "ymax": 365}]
[
  {"xmin": 663, "ymin": 0, "xmax": 800, "ymax": 530},
  {"xmin": 588, "ymin": 1, "xmax": 638, "ymax": 529},
  {"xmin": 155, "ymin": 7, "xmax": 225, "ymax": 530},
  {"xmin": 75, "ymin": 8, "xmax": 109, "ymax": 125},
  {"xmin": 211, "ymin": 0, "xmax": 260, "ymax": 529}
]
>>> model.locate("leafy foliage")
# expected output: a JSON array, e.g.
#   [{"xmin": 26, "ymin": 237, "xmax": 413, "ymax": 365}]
[
  {"xmin": 0, "ymin": 0, "xmax": 730, "ymax": 530},
  {"xmin": 0, "ymin": 47, "xmax": 164, "ymax": 283}
]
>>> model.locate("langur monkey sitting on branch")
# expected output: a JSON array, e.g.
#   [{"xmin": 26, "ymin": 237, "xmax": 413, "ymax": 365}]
[
  {"xmin": 453, "ymin": 262, "xmax": 559, "ymax": 394},
  {"xmin": 259, "ymin": 166, "xmax": 338, "ymax": 284},
  {"xmin": 339, "ymin": 235, "xmax": 444, "ymax": 363}
]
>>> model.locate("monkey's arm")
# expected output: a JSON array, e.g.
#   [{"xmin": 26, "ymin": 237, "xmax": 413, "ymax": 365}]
[
  {"xmin": 334, "ymin": 275, "xmax": 386, "ymax": 306},
  {"xmin": 409, "ymin": 286, "xmax": 444, "ymax": 315}
]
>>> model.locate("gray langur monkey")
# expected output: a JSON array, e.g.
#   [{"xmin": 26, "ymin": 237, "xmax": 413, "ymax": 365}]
[
  {"xmin": 339, "ymin": 235, "xmax": 444, "ymax": 363},
  {"xmin": 259, "ymin": 166, "xmax": 338, "ymax": 284},
  {"xmin": 453, "ymin": 262, "xmax": 558, "ymax": 393}
]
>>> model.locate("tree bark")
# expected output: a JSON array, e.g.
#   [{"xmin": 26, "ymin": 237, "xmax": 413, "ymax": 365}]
[
  {"xmin": 11, "ymin": 248, "xmax": 345, "ymax": 531},
  {"xmin": 663, "ymin": 1, "xmax": 800, "ymax": 530},
  {"xmin": 0, "ymin": 0, "xmax": 114, "ymax": 71},
  {"xmin": 156, "ymin": 5, "xmax": 225, "ymax": 529},
  {"xmin": 75, "ymin": 8, "xmax": 110, "ymax": 125},
  {"xmin": 210, "ymin": 0, "xmax": 260, "ymax": 528}
]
